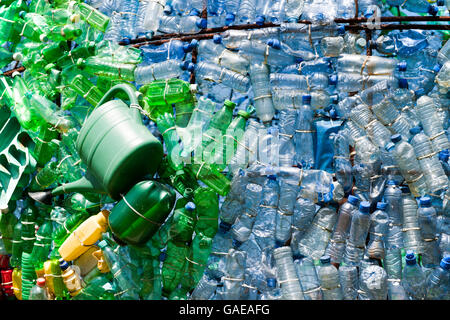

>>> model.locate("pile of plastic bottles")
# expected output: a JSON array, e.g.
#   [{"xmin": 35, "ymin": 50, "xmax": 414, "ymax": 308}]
[{"xmin": 0, "ymin": 0, "xmax": 448, "ymax": 300}]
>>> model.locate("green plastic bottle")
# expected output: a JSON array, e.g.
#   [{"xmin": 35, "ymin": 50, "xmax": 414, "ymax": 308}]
[
  {"xmin": 47, "ymin": 24, "xmax": 82, "ymax": 41},
  {"xmin": 31, "ymin": 124, "xmax": 59, "ymax": 168},
  {"xmin": 72, "ymin": 273, "xmax": 115, "ymax": 300},
  {"xmin": 202, "ymin": 100, "xmax": 236, "ymax": 148},
  {"xmin": 30, "ymin": 220, "xmax": 53, "ymax": 272},
  {"xmin": 0, "ymin": 1, "xmax": 25, "ymax": 44},
  {"xmin": 73, "ymin": 2, "xmax": 110, "ymax": 32},
  {"xmin": 161, "ymin": 241, "xmax": 189, "ymax": 296},
  {"xmin": 63, "ymin": 193, "xmax": 101, "ymax": 215},
  {"xmin": 156, "ymin": 112, "xmax": 183, "ymax": 170},
  {"xmin": 39, "ymin": 41, "xmax": 69, "ymax": 63},
  {"xmin": 0, "ymin": 47, "xmax": 22, "ymax": 68},
  {"xmin": 10, "ymin": 221, "xmax": 23, "ymax": 268},
  {"xmin": 55, "ymin": 42, "xmax": 96, "ymax": 68},
  {"xmin": 174, "ymin": 92, "xmax": 196, "ymax": 128},
  {"xmin": 18, "ymin": 12, "xmax": 50, "ymax": 42},
  {"xmin": 185, "ymin": 162, "xmax": 231, "ymax": 196},
  {"xmin": 0, "ymin": 210, "xmax": 17, "ymax": 254},
  {"xmin": 68, "ymin": 73, "xmax": 105, "ymax": 107},
  {"xmin": 77, "ymin": 57, "xmax": 136, "ymax": 82},
  {"xmin": 29, "ymin": 160, "xmax": 61, "ymax": 191},
  {"xmin": 20, "ymin": 209, "xmax": 37, "ymax": 300},
  {"xmin": 169, "ymin": 203, "xmax": 196, "ymax": 243},
  {"xmin": 193, "ymin": 187, "xmax": 219, "ymax": 238},
  {"xmin": 181, "ymin": 233, "xmax": 213, "ymax": 290},
  {"xmin": 52, "ymin": 211, "xmax": 90, "ymax": 247}
]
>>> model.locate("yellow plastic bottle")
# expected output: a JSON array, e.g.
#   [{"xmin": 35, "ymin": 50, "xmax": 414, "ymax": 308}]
[
  {"xmin": 92, "ymin": 248, "xmax": 110, "ymax": 273},
  {"xmin": 73, "ymin": 245, "xmax": 99, "ymax": 276},
  {"xmin": 43, "ymin": 260, "xmax": 55, "ymax": 297},
  {"xmin": 12, "ymin": 268, "xmax": 22, "ymax": 300},
  {"xmin": 60, "ymin": 259, "xmax": 83, "ymax": 297},
  {"xmin": 58, "ymin": 210, "xmax": 110, "ymax": 261}
]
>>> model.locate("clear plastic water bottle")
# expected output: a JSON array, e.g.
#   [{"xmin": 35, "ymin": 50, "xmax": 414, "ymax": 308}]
[
  {"xmin": 384, "ymin": 247, "xmax": 403, "ymax": 280},
  {"xmin": 401, "ymin": 187, "xmax": 423, "ymax": 254},
  {"xmin": 367, "ymin": 202, "xmax": 390, "ymax": 260},
  {"xmin": 223, "ymin": 248, "xmax": 246, "ymax": 299},
  {"xmin": 294, "ymin": 256, "xmax": 322, "ymax": 300},
  {"xmin": 387, "ymin": 279, "xmax": 409, "ymax": 300},
  {"xmin": 136, "ymin": 0, "xmax": 167, "ymax": 37},
  {"xmin": 158, "ymin": 13, "xmax": 206, "ymax": 34},
  {"xmin": 418, "ymin": 196, "xmax": 441, "ymax": 268},
  {"xmin": 273, "ymin": 246, "xmax": 304, "ymax": 300},
  {"xmin": 339, "ymin": 265, "xmax": 359, "ymax": 300},
  {"xmin": 332, "ymin": 72, "xmax": 397, "ymax": 93},
  {"xmin": 119, "ymin": 0, "xmax": 139, "ymax": 41},
  {"xmin": 238, "ymin": 40, "xmax": 301, "ymax": 68},
  {"xmin": 294, "ymin": 95, "xmax": 315, "ymax": 169},
  {"xmin": 219, "ymin": 170, "xmax": 246, "ymax": 228},
  {"xmin": 425, "ymin": 256, "xmax": 450, "ymax": 300},
  {"xmin": 337, "ymin": 54, "xmax": 406, "ymax": 75},
  {"xmin": 359, "ymin": 265, "xmax": 388, "ymax": 300},
  {"xmin": 435, "ymin": 61, "xmax": 449, "ymax": 96},
  {"xmin": 302, "ymin": 0, "xmax": 337, "ymax": 24},
  {"xmin": 249, "ymin": 62, "xmax": 275, "ymax": 123},
  {"xmin": 344, "ymin": 201, "xmax": 371, "ymax": 266},
  {"xmin": 141, "ymin": 40, "xmax": 195, "ymax": 64},
  {"xmin": 326, "ymin": 195, "xmax": 359, "ymax": 264},
  {"xmin": 401, "ymin": 251, "xmax": 427, "ymax": 300},
  {"xmin": 134, "ymin": 59, "xmax": 192, "ymax": 84},
  {"xmin": 290, "ymin": 197, "xmax": 316, "ymax": 256},
  {"xmin": 372, "ymin": 98, "xmax": 412, "ymax": 140},
  {"xmin": 237, "ymin": 0, "xmax": 256, "ymax": 24},
  {"xmin": 270, "ymin": 73, "xmax": 330, "ymax": 91},
  {"xmin": 409, "ymin": 126, "xmax": 449, "ymax": 196},
  {"xmin": 416, "ymin": 95, "xmax": 450, "ymax": 153},
  {"xmin": 29, "ymin": 277, "xmax": 48, "ymax": 300},
  {"xmin": 403, "ymin": 0, "xmax": 439, "ymax": 15},
  {"xmin": 190, "ymin": 274, "xmax": 218, "ymax": 300},
  {"xmin": 317, "ymin": 255, "xmax": 343, "ymax": 300},
  {"xmin": 275, "ymin": 168, "xmax": 298, "ymax": 246},
  {"xmin": 194, "ymin": 61, "xmax": 251, "ymax": 93},
  {"xmin": 386, "ymin": 134, "xmax": 428, "ymax": 197},
  {"xmin": 298, "ymin": 206, "xmax": 337, "ymax": 260}
]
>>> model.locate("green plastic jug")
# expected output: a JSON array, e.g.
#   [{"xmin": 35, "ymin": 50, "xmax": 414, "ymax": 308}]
[{"xmin": 29, "ymin": 84, "xmax": 163, "ymax": 203}]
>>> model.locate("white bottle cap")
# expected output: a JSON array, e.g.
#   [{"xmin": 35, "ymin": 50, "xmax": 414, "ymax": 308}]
[
  {"xmin": 12, "ymin": 52, "xmax": 23, "ymax": 61},
  {"xmin": 40, "ymin": 34, "xmax": 48, "ymax": 42},
  {"xmin": 70, "ymin": 14, "xmax": 81, "ymax": 23}
]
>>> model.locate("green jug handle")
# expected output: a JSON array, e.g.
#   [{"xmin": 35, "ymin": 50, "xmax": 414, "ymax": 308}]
[{"xmin": 96, "ymin": 83, "xmax": 142, "ymax": 123}]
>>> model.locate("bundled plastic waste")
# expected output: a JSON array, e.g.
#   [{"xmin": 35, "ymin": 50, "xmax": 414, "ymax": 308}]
[{"xmin": 0, "ymin": 0, "xmax": 448, "ymax": 300}]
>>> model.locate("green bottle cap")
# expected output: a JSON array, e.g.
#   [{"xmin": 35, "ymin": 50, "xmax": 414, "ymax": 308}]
[
  {"xmin": 237, "ymin": 110, "xmax": 250, "ymax": 119},
  {"xmin": 224, "ymin": 100, "xmax": 236, "ymax": 109},
  {"xmin": 97, "ymin": 240, "xmax": 108, "ymax": 249}
]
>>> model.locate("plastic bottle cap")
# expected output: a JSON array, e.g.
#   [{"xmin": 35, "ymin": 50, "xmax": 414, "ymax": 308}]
[
  {"xmin": 390, "ymin": 134, "xmax": 402, "ymax": 143},
  {"xmin": 268, "ymin": 174, "xmax": 277, "ymax": 181},
  {"xmin": 428, "ymin": 5, "xmax": 438, "ymax": 16},
  {"xmin": 440, "ymin": 256, "xmax": 450, "ymax": 270},
  {"xmin": 40, "ymin": 34, "xmax": 48, "ymax": 42},
  {"xmin": 267, "ymin": 38, "xmax": 281, "ymax": 50},
  {"xmin": 189, "ymin": 83, "xmax": 198, "ymax": 93},
  {"xmin": 19, "ymin": 11, "xmax": 26, "ymax": 18},
  {"xmin": 385, "ymin": 142, "xmax": 395, "ymax": 152},
  {"xmin": 398, "ymin": 78, "xmax": 408, "ymax": 89},
  {"xmin": 122, "ymin": 37, "xmax": 131, "ymax": 45},
  {"xmin": 414, "ymin": 88, "xmax": 425, "ymax": 97},
  {"xmin": 405, "ymin": 251, "xmax": 417, "ymax": 265},
  {"xmin": 267, "ymin": 278, "xmax": 277, "ymax": 288},
  {"xmin": 347, "ymin": 195, "xmax": 359, "ymax": 206},
  {"xmin": 275, "ymin": 240, "xmax": 285, "ymax": 248},
  {"xmin": 329, "ymin": 74, "xmax": 338, "ymax": 86},
  {"xmin": 400, "ymin": 185, "xmax": 411, "ymax": 194},
  {"xmin": 320, "ymin": 255, "xmax": 331, "ymax": 264},
  {"xmin": 387, "ymin": 180, "xmax": 398, "ymax": 186},
  {"xmin": 397, "ymin": 61, "xmax": 407, "ymax": 72},
  {"xmin": 439, "ymin": 150, "xmax": 449, "ymax": 162},
  {"xmin": 433, "ymin": 64, "xmax": 442, "ymax": 73},
  {"xmin": 330, "ymin": 94, "xmax": 339, "ymax": 104},
  {"xmin": 232, "ymin": 239, "xmax": 242, "ymax": 248},
  {"xmin": 12, "ymin": 52, "xmax": 23, "ymax": 61},
  {"xmin": 356, "ymin": 38, "xmax": 367, "ymax": 48},
  {"xmin": 163, "ymin": 4, "xmax": 172, "ymax": 14},
  {"xmin": 37, "ymin": 278, "xmax": 46, "ymax": 287},
  {"xmin": 190, "ymin": 8, "xmax": 200, "ymax": 16},
  {"xmin": 196, "ymin": 18, "xmax": 207, "ymax": 29},
  {"xmin": 97, "ymin": 240, "xmax": 108, "ymax": 249},
  {"xmin": 185, "ymin": 202, "xmax": 196, "ymax": 211},
  {"xmin": 59, "ymin": 259, "xmax": 69, "ymax": 270},
  {"xmin": 219, "ymin": 221, "xmax": 231, "ymax": 233},
  {"xmin": 159, "ymin": 251, "xmax": 167, "ymax": 262},
  {"xmin": 302, "ymin": 95, "xmax": 312, "ymax": 105},
  {"xmin": 409, "ymin": 126, "xmax": 421, "ymax": 135},
  {"xmin": 70, "ymin": 13, "xmax": 81, "ymax": 23},
  {"xmin": 224, "ymin": 100, "xmax": 236, "ymax": 109},
  {"xmin": 255, "ymin": 15, "xmax": 265, "ymax": 26},
  {"xmin": 419, "ymin": 196, "xmax": 432, "ymax": 207},
  {"xmin": 376, "ymin": 202, "xmax": 387, "ymax": 211},
  {"xmin": 237, "ymin": 110, "xmax": 250, "ymax": 119},
  {"xmin": 363, "ymin": 8, "xmax": 374, "ymax": 18},
  {"xmin": 213, "ymin": 35, "xmax": 222, "ymax": 44},
  {"xmin": 180, "ymin": 61, "xmax": 190, "ymax": 70},
  {"xmin": 337, "ymin": 25, "xmax": 346, "ymax": 35},
  {"xmin": 359, "ymin": 201, "xmax": 371, "ymax": 214},
  {"xmin": 225, "ymin": 13, "xmax": 235, "ymax": 25}
]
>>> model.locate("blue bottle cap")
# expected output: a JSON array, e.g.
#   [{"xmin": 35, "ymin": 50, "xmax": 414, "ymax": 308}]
[
  {"xmin": 121, "ymin": 37, "xmax": 131, "ymax": 45},
  {"xmin": 329, "ymin": 74, "xmax": 338, "ymax": 86},
  {"xmin": 387, "ymin": 180, "xmax": 398, "ymax": 186},
  {"xmin": 439, "ymin": 149, "xmax": 449, "ymax": 162},
  {"xmin": 359, "ymin": 201, "xmax": 371, "ymax": 214},
  {"xmin": 337, "ymin": 25, "xmax": 346, "ymax": 35},
  {"xmin": 329, "ymin": 107, "xmax": 338, "ymax": 119},
  {"xmin": 196, "ymin": 18, "xmax": 207, "ymax": 29},
  {"xmin": 59, "ymin": 259, "xmax": 69, "ymax": 270},
  {"xmin": 363, "ymin": 8, "xmax": 374, "ymax": 18},
  {"xmin": 190, "ymin": 8, "xmax": 201, "ymax": 16},
  {"xmin": 440, "ymin": 256, "xmax": 450, "ymax": 270},
  {"xmin": 419, "ymin": 196, "xmax": 431, "ymax": 207},
  {"xmin": 376, "ymin": 202, "xmax": 387, "ymax": 211},
  {"xmin": 409, "ymin": 126, "xmax": 421, "ymax": 135},
  {"xmin": 437, "ymin": 0, "xmax": 444, "ymax": 5},
  {"xmin": 330, "ymin": 94, "xmax": 339, "ymax": 104},
  {"xmin": 275, "ymin": 240, "xmax": 285, "ymax": 248},
  {"xmin": 397, "ymin": 61, "xmax": 407, "ymax": 72},
  {"xmin": 347, "ymin": 195, "xmax": 360, "ymax": 206},
  {"xmin": 287, "ymin": 17, "xmax": 298, "ymax": 23},
  {"xmin": 232, "ymin": 239, "xmax": 242, "ymax": 248},
  {"xmin": 400, "ymin": 185, "xmax": 411, "ymax": 194},
  {"xmin": 295, "ymin": 57, "xmax": 304, "ymax": 63},
  {"xmin": 433, "ymin": 64, "xmax": 442, "ymax": 73},
  {"xmin": 391, "ymin": 134, "xmax": 402, "ymax": 143},
  {"xmin": 255, "ymin": 15, "xmax": 265, "ymax": 25},
  {"xmin": 302, "ymin": 94, "xmax": 312, "ymax": 105},
  {"xmin": 385, "ymin": 142, "xmax": 395, "ymax": 152},
  {"xmin": 398, "ymin": 78, "xmax": 408, "ymax": 89},
  {"xmin": 163, "ymin": 4, "xmax": 172, "ymax": 14},
  {"xmin": 219, "ymin": 221, "xmax": 231, "ymax": 233},
  {"xmin": 267, "ymin": 278, "xmax": 276, "ymax": 288},
  {"xmin": 267, "ymin": 38, "xmax": 281, "ymax": 50},
  {"xmin": 159, "ymin": 251, "xmax": 167, "ymax": 262},
  {"xmin": 427, "ymin": 5, "xmax": 438, "ymax": 16},
  {"xmin": 268, "ymin": 175, "xmax": 277, "ymax": 181},
  {"xmin": 414, "ymin": 88, "xmax": 425, "ymax": 97},
  {"xmin": 213, "ymin": 34, "xmax": 222, "ymax": 44},
  {"xmin": 405, "ymin": 251, "xmax": 417, "ymax": 265},
  {"xmin": 185, "ymin": 62, "xmax": 195, "ymax": 72},
  {"xmin": 188, "ymin": 39, "xmax": 199, "ymax": 50},
  {"xmin": 185, "ymin": 202, "xmax": 196, "ymax": 211},
  {"xmin": 320, "ymin": 255, "xmax": 331, "ymax": 264},
  {"xmin": 225, "ymin": 13, "xmax": 235, "ymax": 25}
]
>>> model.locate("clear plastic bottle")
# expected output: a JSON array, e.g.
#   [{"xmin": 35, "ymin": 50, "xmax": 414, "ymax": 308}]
[
  {"xmin": 403, "ymin": 0, "xmax": 439, "ymax": 15},
  {"xmin": 29, "ymin": 277, "xmax": 48, "ymax": 300},
  {"xmin": 270, "ymin": 73, "xmax": 330, "ymax": 91},
  {"xmin": 332, "ymin": 73, "xmax": 397, "ymax": 93},
  {"xmin": 344, "ymin": 201, "xmax": 371, "ymax": 266},
  {"xmin": 219, "ymin": 170, "xmax": 247, "ymax": 228},
  {"xmin": 317, "ymin": 255, "xmax": 343, "ymax": 300},
  {"xmin": 359, "ymin": 265, "xmax": 388, "ymax": 300},
  {"xmin": 418, "ymin": 196, "xmax": 441, "ymax": 268},
  {"xmin": 294, "ymin": 95, "xmax": 315, "ymax": 169},
  {"xmin": 136, "ymin": 0, "xmax": 167, "ymax": 37},
  {"xmin": 249, "ymin": 62, "xmax": 275, "ymax": 123},
  {"xmin": 275, "ymin": 168, "xmax": 298, "ymax": 246},
  {"xmin": 426, "ymin": 256, "xmax": 450, "ymax": 300},
  {"xmin": 190, "ymin": 274, "xmax": 218, "ymax": 300},
  {"xmin": 401, "ymin": 251, "xmax": 426, "ymax": 300},
  {"xmin": 158, "ymin": 14, "xmax": 205, "ymax": 34},
  {"xmin": 134, "ymin": 59, "xmax": 190, "ymax": 85},
  {"xmin": 119, "ymin": 0, "xmax": 139, "ymax": 40},
  {"xmin": 388, "ymin": 279, "xmax": 409, "ymax": 300},
  {"xmin": 401, "ymin": 187, "xmax": 423, "ymax": 254},
  {"xmin": 386, "ymin": 135, "xmax": 428, "ymax": 197},
  {"xmin": 339, "ymin": 265, "xmax": 359, "ymax": 300},
  {"xmin": 238, "ymin": 40, "xmax": 301, "ymax": 68},
  {"xmin": 326, "ymin": 195, "xmax": 359, "ymax": 264},
  {"xmin": 273, "ymin": 246, "xmax": 304, "ymax": 300},
  {"xmin": 223, "ymin": 248, "xmax": 246, "ymax": 299},
  {"xmin": 290, "ymin": 197, "xmax": 316, "ymax": 256},
  {"xmin": 294, "ymin": 256, "xmax": 322, "ymax": 300},
  {"xmin": 194, "ymin": 61, "xmax": 251, "ymax": 93},
  {"xmin": 337, "ymin": 54, "xmax": 406, "ymax": 76},
  {"xmin": 367, "ymin": 202, "xmax": 390, "ymax": 260}
]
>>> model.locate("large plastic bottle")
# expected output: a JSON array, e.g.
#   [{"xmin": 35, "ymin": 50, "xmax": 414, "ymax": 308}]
[
  {"xmin": 317, "ymin": 255, "xmax": 343, "ymax": 300},
  {"xmin": 29, "ymin": 278, "xmax": 48, "ymax": 300},
  {"xmin": 59, "ymin": 259, "xmax": 83, "ymax": 297},
  {"xmin": 294, "ymin": 95, "xmax": 315, "ymax": 169},
  {"xmin": 344, "ymin": 201, "xmax": 371, "ymax": 266},
  {"xmin": 58, "ymin": 210, "xmax": 110, "ymax": 261},
  {"xmin": 273, "ymin": 246, "xmax": 304, "ymax": 300},
  {"xmin": 194, "ymin": 61, "xmax": 251, "ymax": 93},
  {"xmin": 401, "ymin": 251, "xmax": 426, "ymax": 300},
  {"xmin": 417, "ymin": 196, "xmax": 441, "ymax": 268},
  {"xmin": 367, "ymin": 202, "xmax": 389, "ymax": 260},
  {"xmin": 294, "ymin": 256, "xmax": 322, "ymax": 300},
  {"xmin": 401, "ymin": 189, "xmax": 423, "ymax": 255},
  {"xmin": 249, "ymin": 62, "xmax": 275, "ymax": 123},
  {"xmin": 426, "ymin": 256, "xmax": 450, "ymax": 300}
]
